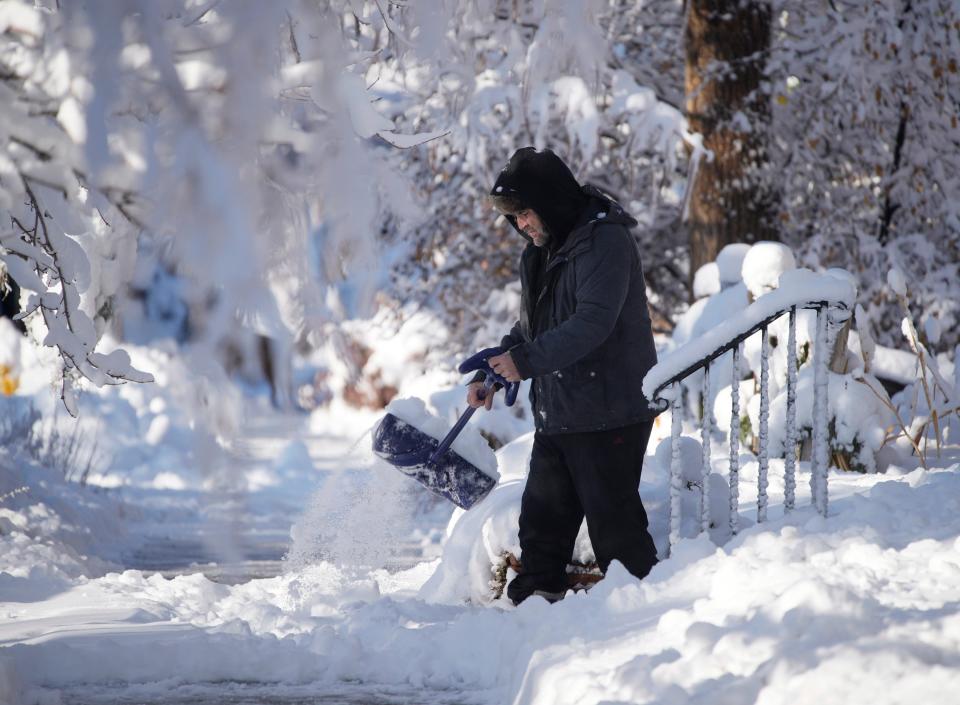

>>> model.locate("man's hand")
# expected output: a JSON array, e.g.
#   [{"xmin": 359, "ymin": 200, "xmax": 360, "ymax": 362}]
[
  {"xmin": 489, "ymin": 351, "xmax": 521, "ymax": 382},
  {"xmin": 467, "ymin": 382, "xmax": 494, "ymax": 410}
]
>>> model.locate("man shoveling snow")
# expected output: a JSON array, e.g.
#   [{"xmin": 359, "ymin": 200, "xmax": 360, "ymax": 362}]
[{"xmin": 466, "ymin": 147, "xmax": 662, "ymax": 605}]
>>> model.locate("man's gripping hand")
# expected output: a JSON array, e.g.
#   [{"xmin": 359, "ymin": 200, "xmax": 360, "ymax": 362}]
[
  {"xmin": 489, "ymin": 351, "xmax": 521, "ymax": 382},
  {"xmin": 467, "ymin": 382, "xmax": 494, "ymax": 410}
]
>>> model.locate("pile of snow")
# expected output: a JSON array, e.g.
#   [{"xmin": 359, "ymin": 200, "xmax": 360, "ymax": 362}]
[
  {"xmin": 419, "ymin": 432, "xmax": 598, "ymax": 605},
  {"xmin": 692, "ymin": 261, "xmax": 721, "ymax": 299},
  {"xmin": 741, "ymin": 240, "xmax": 796, "ymax": 300},
  {"xmin": 385, "ymin": 396, "xmax": 498, "ymax": 479},
  {"xmin": 653, "ymin": 435, "xmax": 731, "ymax": 537},
  {"xmin": 694, "ymin": 242, "xmax": 752, "ymax": 299},
  {"xmin": 716, "ymin": 242, "xmax": 751, "ymax": 286}
]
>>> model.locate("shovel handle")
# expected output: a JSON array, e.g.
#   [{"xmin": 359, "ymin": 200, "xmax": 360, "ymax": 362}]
[{"xmin": 429, "ymin": 375, "xmax": 496, "ymax": 465}]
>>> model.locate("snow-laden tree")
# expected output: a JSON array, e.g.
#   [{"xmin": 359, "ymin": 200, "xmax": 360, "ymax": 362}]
[
  {"xmin": 364, "ymin": 0, "xmax": 699, "ymax": 351},
  {"xmin": 0, "ymin": 0, "xmax": 435, "ymax": 414},
  {"xmin": 3, "ymin": 0, "xmax": 956, "ymax": 418},
  {"xmin": 685, "ymin": 0, "xmax": 777, "ymax": 279},
  {"xmin": 386, "ymin": 0, "xmax": 959, "ymax": 359},
  {"xmin": 770, "ymin": 0, "xmax": 960, "ymax": 351}
]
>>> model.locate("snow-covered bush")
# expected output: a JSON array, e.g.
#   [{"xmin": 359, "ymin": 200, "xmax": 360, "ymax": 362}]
[
  {"xmin": 854, "ymin": 268, "xmax": 960, "ymax": 469},
  {"xmin": 770, "ymin": 0, "xmax": 960, "ymax": 351},
  {"xmin": 372, "ymin": 0, "xmax": 699, "ymax": 357},
  {"xmin": 0, "ymin": 1, "xmax": 443, "ymax": 417},
  {"xmin": 676, "ymin": 242, "xmax": 899, "ymax": 473}
]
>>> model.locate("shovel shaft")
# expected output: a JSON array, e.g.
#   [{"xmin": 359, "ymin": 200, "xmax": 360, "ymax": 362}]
[{"xmin": 428, "ymin": 376, "xmax": 495, "ymax": 464}]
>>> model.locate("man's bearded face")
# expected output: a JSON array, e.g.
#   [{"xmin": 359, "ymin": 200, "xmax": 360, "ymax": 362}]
[{"xmin": 516, "ymin": 209, "xmax": 550, "ymax": 247}]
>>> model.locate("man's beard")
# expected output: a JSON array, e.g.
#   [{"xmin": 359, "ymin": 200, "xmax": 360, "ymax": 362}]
[{"xmin": 525, "ymin": 224, "xmax": 551, "ymax": 247}]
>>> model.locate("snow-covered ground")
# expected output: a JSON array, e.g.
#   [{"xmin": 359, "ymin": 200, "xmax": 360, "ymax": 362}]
[{"xmin": 3, "ymin": 288, "xmax": 960, "ymax": 704}]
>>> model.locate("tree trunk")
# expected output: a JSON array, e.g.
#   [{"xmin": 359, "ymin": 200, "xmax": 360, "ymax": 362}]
[{"xmin": 684, "ymin": 0, "xmax": 777, "ymax": 292}]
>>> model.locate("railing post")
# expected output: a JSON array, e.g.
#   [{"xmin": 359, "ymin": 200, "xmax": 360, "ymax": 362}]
[
  {"xmin": 700, "ymin": 363, "xmax": 712, "ymax": 534},
  {"xmin": 729, "ymin": 344, "xmax": 741, "ymax": 535},
  {"xmin": 669, "ymin": 383, "xmax": 683, "ymax": 554},
  {"xmin": 648, "ymin": 294, "xmax": 852, "ymax": 539},
  {"xmin": 758, "ymin": 325, "xmax": 770, "ymax": 523},
  {"xmin": 811, "ymin": 306, "xmax": 830, "ymax": 517},
  {"xmin": 784, "ymin": 306, "xmax": 798, "ymax": 512}
]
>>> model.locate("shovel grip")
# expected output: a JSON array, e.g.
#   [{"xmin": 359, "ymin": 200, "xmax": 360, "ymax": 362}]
[{"xmin": 457, "ymin": 347, "xmax": 521, "ymax": 407}]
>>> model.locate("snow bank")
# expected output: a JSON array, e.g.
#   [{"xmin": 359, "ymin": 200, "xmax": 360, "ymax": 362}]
[
  {"xmin": 418, "ymin": 433, "xmax": 529, "ymax": 604},
  {"xmin": 0, "ymin": 427, "xmax": 124, "ymax": 602}
]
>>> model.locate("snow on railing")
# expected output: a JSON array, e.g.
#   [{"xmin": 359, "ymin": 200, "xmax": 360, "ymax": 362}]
[{"xmin": 643, "ymin": 270, "xmax": 856, "ymax": 555}]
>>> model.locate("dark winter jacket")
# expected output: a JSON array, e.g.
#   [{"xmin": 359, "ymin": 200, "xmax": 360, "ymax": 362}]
[{"xmin": 491, "ymin": 148, "xmax": 660, "ymax": 434}]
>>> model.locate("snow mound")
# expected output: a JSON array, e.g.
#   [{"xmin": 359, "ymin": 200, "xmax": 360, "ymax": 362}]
[
  {"xmin": 655, "ymin": 435, "xmax": 704, "ymax": 484},
  {"xmin": 716, "ymin": 242, "xmax": 751, "ymax": 285},
  {"xmin": 742, "ymin": 241, "xmax": 796, "ymax": 299},
  {"xmin": 693, "ymin": 262, "xmax": 720, "ymax": 299}
]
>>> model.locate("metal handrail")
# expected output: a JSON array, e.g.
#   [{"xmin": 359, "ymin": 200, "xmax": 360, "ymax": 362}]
[
  {"xmin": 652, "ymin": 293, "xmax": 854, "ymax": 556},
  {"xmin": 650, "ymin": 299, "xmax": 846, "ymax": 409}
]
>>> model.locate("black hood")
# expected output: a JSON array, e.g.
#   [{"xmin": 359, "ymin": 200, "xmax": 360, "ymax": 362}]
[{"xmin": 491, "ymin": 147, "xmax": 637, "ymax": 250}]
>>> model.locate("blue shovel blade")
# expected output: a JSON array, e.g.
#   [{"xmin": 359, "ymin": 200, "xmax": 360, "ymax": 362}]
[{"xmin": 372, "ymin": 413, "xmax": 496, "ymax": 510}]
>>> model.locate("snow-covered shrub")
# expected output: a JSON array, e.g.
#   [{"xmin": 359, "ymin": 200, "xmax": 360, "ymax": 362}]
[
  {"xmin": 764, "ymin": 368, "xmax": 890, "ymax": 474},
  {"xmin": 771, "ymin": 1, "xmax": 960, "ymax": 351},
  {"xmin": 653, "ymin": 436, "xmax": 730, "ymax": 538},
  {"xmin": 853, "ymin": 268, "xmax": 960, "ymax": 469},
  {"xmin": 678, "ymin": 241, "xmax": 901, "ymax": 473}
]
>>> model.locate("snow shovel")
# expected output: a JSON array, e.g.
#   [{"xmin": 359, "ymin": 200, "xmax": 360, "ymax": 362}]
[{"xmin": 372, "ymin": 347, "xmax": 521, "ymax": 510}]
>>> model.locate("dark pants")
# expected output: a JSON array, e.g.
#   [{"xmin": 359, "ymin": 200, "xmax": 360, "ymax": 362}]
[{"xmin": 507, "ymin": 421, "xmax": 658, "ymax": 604}]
